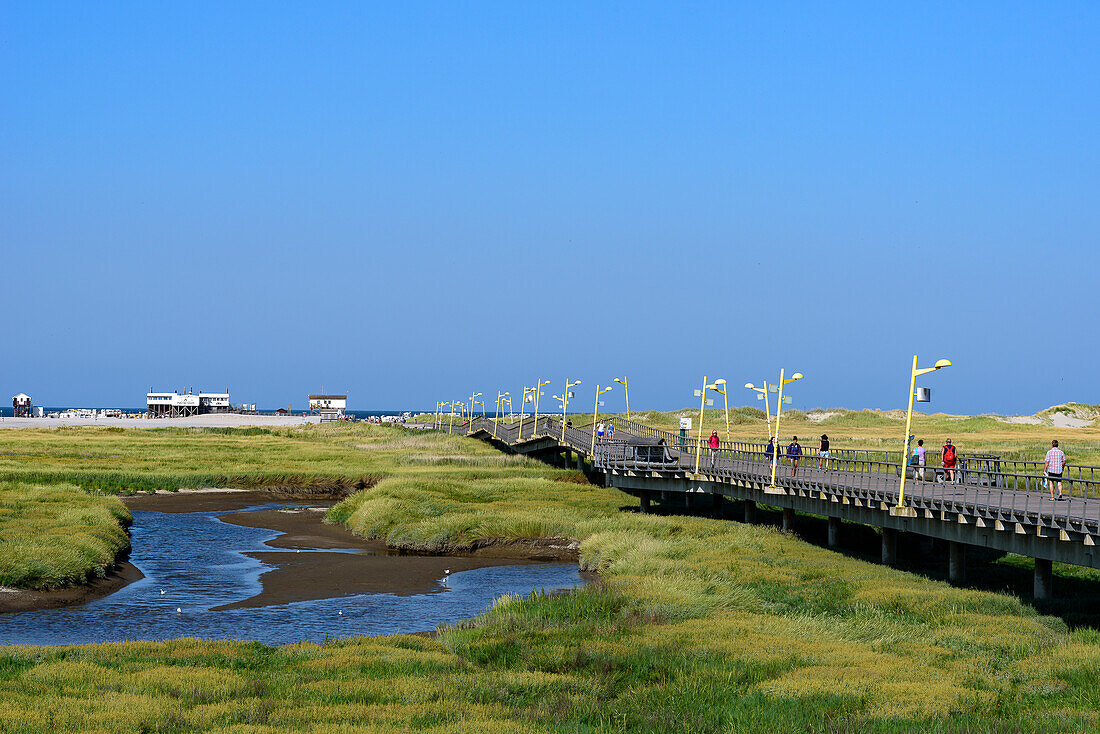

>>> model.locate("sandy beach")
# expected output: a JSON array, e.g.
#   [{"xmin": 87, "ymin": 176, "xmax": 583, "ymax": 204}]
[{"xmin": 0, "ymin": 413, "xmax": 322, "ymax": 430}]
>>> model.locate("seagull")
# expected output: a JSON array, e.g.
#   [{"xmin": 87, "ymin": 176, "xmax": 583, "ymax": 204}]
[
  {"xmin": 338, "ymin": 611, "xmax": 342, "ymax": 615},
  {"xmin": 176, "ymin": 608, "xmax": 182, "ymax": 614},
  {"xmin": 160, "ymin": 589, "xmax": 166, "ymax": 595},
  {"xmin": 444, "ymin": 569, "xmax": 450, "ymax": 574}
]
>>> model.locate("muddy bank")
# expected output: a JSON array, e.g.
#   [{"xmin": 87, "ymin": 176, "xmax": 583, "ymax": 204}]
[
  {"xmin": 386, "ymin": 536, "xmax": 582, "ymax": 563},
  {"xmin": 0, "ymin": 562, "xmax": 144, "ymax": 614},
  {"xmin": 4, "ymin": 489, "xmax": 589, "ymax": 616},
  {"xmin": 123, "ymin": 488, "xmax": 351, "ymax": 512},
  {"xmin": 214, "ymin": 505, "xmax": 566, "ymax": 609}
]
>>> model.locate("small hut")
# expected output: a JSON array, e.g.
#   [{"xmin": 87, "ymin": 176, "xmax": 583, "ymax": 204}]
[{"xmin": 12, "ymin": 394, "xmax": 31, "ymax": 417}]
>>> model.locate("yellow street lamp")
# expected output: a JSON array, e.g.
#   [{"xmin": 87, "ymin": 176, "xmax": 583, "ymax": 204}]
[
  {"xmin": 469, "ymin": 392, "xmax": 482, "ymax": 421},
  {"xmin": 590, "ymin": 384, "xmax": 613, "ymax": 456},
  {"xmin": 517, "ymin": 386, "xmax": 535, "ymax": 438},
  {"xmin": 504, "ymin": 395, "xmax": 513, "ymax": 421},
  {"xmin": 744, "ymin": 381, "xmax": 774, "ymax": 438},
  {"xmin": 769, "ymin": 370, "xmax": 803, "ymax": 488},
  {"xmin": 556, "ymin": 379, "xmax": 582, "ymax": 441},
  {"xmin": 532, "ymin": 379, "xmax": 550, "ymax": 435},
  {"xmin": 614, "ymin": 377, "xmax": 630, "ymax": 421},
  {"xmin": 448, "ymin": 400, "xmax": 460, "ymax": 431},
  {"xmin": 693, "ymin": 376, "xmax": 724, "ymax": 475},
  {"xmin": 712, "ymin": 378, "xmax": 730, "ymax": 441},
  {"xmin": 895, "ymin": 356, "xmax": 952, "ymax": 513},
  {"xmin": 494, "ymin": 391, "xmax": 509, "ymax": 438}
]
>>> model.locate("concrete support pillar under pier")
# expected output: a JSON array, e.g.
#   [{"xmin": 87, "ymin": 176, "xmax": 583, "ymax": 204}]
[
  {"xmin": 882, "ymin": 528, "xmax": 898, "ymax": 565},
  {"xmin": 782, "ymin": 508, "xmax": 795, "ymax": 533},
  {"xmin": 712, "ymin": 493, "xmax": 723, "ymax": 518},
  {"xmin": 1034, "ymin": 558, "xmax": 1053, "ymax": 600},
  {"xmin": 744, "ymin": 501, "xmax": 756, "ymax": 524},
  {"xmin": 827, "ymin": 517, "xmax": 841, "ymax": 548},
  {"xmin": 639, "ymin": 492, "xmax": 650, "ymax": 514},
  {"xmin": 949, "ymin": 541, "xmax": 966, "ymax": 583}
]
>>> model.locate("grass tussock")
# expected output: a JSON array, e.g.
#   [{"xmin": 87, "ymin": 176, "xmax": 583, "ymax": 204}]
[{"xmin": 0, "ymin": 482, "xmax": 131, "ymax": 589}]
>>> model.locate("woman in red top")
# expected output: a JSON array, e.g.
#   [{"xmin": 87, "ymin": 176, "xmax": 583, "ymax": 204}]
[{"xmin": 708, "ymin": 431, "xmax": 720, "ymax": 468}]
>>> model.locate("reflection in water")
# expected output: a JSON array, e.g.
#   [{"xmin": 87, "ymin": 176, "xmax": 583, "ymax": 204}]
[{"xmin": 0, "ymin": 504, "xmax": 585, "ymax": 646}]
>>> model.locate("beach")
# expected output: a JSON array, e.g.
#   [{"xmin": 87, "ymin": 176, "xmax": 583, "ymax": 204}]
[{"xmin": 0, "ymin": 413, "xmax": 321, "ymax": 430}]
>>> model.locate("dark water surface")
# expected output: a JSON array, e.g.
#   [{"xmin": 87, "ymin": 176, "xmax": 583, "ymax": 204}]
[{"xmin": 0, "ymin": 503, "xmax": 585, "ymax": 646}]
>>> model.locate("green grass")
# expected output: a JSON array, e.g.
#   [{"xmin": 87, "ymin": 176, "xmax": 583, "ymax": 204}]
[
  {"xmin": 0, "ymin": 424, "xmax": 563, "ymax": 494},
  {"xmin": 6, "ymin": 421, "xmax": 1100, "ymax": 729},
  {"xmin": 0, "ymin": 482, "xmax": 131, "ymax": 589}
]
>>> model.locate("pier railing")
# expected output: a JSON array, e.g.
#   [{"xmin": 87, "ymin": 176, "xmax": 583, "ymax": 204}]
[{"xmin": 436, "ymin": 415, "xmax": 1100, "ymax": 501}]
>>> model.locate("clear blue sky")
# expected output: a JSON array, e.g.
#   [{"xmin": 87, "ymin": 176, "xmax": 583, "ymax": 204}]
[{"xmin": 2, "ymin": 2, "xmax": 1097, "ymax": 413}]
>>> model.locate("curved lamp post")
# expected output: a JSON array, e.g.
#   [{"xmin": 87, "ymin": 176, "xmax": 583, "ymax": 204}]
[
  {"xmin": 693, "ymin": 376, "xmax": 723, "ymax": 475},
  {"xmin": 614, "ymin": 377, "xmax": 630, "ymax": 421},
  {"xmin": 590, "ymin": 384, "xmax": 613, "ymax": 456},
  {"xmin": 712, "ymin": 378, "xmax": 730, "ymax": 440},
  {"xmin": 532, "ymin": 379, "xmax": 550, "ymax": 437},
  {"xmin": 895, "ymin": 357, "xmax": 952, "ymax": 514},
  {"xmin": 744, "ymin": 381, "xmax": 773, "ymax": 438},
  {"xmin": 769, "ymin": 370, "xmax": 803, "ymax": 488}
]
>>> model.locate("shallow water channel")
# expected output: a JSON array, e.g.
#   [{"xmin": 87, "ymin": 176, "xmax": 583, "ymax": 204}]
[{"xmin": 0, "ymin": 498, "xmax": 586, "ymax": 646}]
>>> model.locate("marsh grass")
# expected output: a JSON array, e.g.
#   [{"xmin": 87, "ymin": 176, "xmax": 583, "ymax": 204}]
[
  {"xmin": 0, "ymin": 482, "xmax": 131, "ymax": 589},
  {"xmin": 6, "ymin": 422, "xmax": 1100, "ymax": 730}
]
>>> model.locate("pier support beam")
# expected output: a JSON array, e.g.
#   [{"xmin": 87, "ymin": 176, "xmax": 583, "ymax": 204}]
[
  {"xmin": 744, "ymin": 501, "xmax": 757, "ymax": 524},
  {"xmin": 949, "ymin": 541, "xmax": 966, "ymax": 583},
  {"xmin": 827, "ymin": 517, "xmax": 841, "ymax": 548},
  {"xmin": 882, "ymin": 528, "xmax": 898, "ymax": 565},
  {"xmin": 639, "ymin": 492, "xmax": 650, "ymax": 515},
  {"xmin": 1034, "ymin": 558, "xmax": 1053, "ymax": 600},
  {"xmin": 782, "ymin": 508, "xmax": 795, "ymax": 533},
  {"xmin": 712, "ymin": 493, "xmax": 724, "ymax": 518}
]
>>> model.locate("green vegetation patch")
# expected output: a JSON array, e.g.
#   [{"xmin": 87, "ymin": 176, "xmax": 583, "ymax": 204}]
[
  {"xmin": 7, "ymin": 422, "xmax": 1100, "ymax": 729},
  {"xmin": 0, "ymin": 482, "xmax": 131, "ymax": 589}
]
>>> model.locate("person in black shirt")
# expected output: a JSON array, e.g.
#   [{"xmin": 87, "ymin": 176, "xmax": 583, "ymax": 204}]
[{"xmin": 819, "ymin": 434, "xmax": 830, "ymax": 470}]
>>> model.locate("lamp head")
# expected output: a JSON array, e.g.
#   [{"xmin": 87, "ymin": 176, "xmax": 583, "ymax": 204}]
[
  {"xmin": 791, "ymin": 373, "xmax": 804, "ymax": 381},
  {"xmin": 934, "ymin": 359, "xmax": 952, "ymax": 369},
  {"xmin": 714, "ymin": 378, "xmax": 726, "ymax": 385},
  {"xmin": 744, "ymin": 383, "xmax": 755, "ymax": 390}
]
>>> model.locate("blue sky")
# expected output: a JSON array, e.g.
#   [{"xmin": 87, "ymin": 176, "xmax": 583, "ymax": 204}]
[{"xmin": 1, "ymin": 2, "xmax": 1097, "ymax": 413}]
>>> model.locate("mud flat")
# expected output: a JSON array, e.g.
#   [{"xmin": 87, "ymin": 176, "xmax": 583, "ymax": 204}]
[{"xmin": 0, "ymin": 563, "xmax": 143, "ymax": 614}]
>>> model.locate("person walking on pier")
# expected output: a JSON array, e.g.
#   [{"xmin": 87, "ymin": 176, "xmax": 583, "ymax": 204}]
[
  {"xmin": 764, "ymin": 436, "xmax": 775, "ymax": 464},
  {"xmin": 1045, "ymin": 439, "xmax": 1067, "ymax": 501},
  {"xmin": 787, "ymin": 436, "xmax": 803, "ymax": 478},
  {"xmin": 819, "ymin": 434, "xmax": 830, "ymax": 470},
  {"xmin": 915, "ymin": 439, "xmax": 927, "ymax": 481},
  {"xmin": 607, "ymin": 422, "xmax": 615, "ymax": 439},
  {"xmin": 942, "ymin": 439, "xmax": 957, "ymax": 482},
  {"xmin": 707, "ymin": 430, "xmax": 720, "ymax": 468},
  {"xmin": 596, "ymin": 421, "xmax": 605, "ymax": 441}
]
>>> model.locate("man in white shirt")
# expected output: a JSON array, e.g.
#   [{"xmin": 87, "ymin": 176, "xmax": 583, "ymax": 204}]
[{"xmin": 1045, "ymin": 439, "xmax": 1067, "ymax": 501}]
